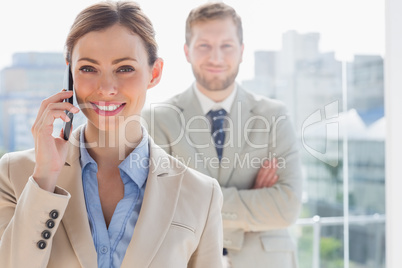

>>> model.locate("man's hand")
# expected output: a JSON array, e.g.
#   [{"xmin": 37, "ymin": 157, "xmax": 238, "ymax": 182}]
[{"xmin": 253, "ymin": 158, "xmax": 278, "ymax": 189}]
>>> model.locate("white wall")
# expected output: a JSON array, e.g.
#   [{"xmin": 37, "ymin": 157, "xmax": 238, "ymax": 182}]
[{"xmin": 385, "ymin": 0, "xmax": 402, "ymax": 267}]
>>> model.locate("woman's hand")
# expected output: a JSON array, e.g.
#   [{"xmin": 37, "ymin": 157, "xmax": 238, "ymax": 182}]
[{"xmin": 31, "ymin": 90, "xmax": 79, "ymax": 192}]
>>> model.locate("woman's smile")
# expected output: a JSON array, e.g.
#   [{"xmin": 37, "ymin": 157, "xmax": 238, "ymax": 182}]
[
  {"xmin": 91, "ymin": 101, "xmax": 126, "ymax": 116},
  {"xmin": 70, "ymin": 24, "xmax": 162, "ymax": 131}
]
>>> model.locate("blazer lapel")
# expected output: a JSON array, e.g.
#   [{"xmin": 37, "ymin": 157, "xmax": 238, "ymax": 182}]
[
  {"xmin": 219, "ymin": 87, "xmax": 256, "ymax": 186},
  {"xmin": 121, "ymin": 138, "xmax": 184, "ymax": 268},
  {"xmin": 58, "ymin": 126, "xmax": 97, "ymax": 268},
  {"xmin": 175, "ymin": 87, "xmax": 218, "ymax": 179}
]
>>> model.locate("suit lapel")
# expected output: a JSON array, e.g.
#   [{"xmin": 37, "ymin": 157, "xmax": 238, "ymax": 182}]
[
  {"xmin": 174, "ymin": 86, "xmax": 258, "ymax": 186},
  {"xmin": 121, "ymin": 138, "xmax": 184, "ymax": 268},
  {"xmin": 57, "ymin": 126, "xmax": 97, "ymax": 268},
  {"xmin": 175, "ymin": 87, "xmax": 218, "ymax": 179},
  {"xmin": 57, "ymin": 128, "xmax": 184, "ymax": 267},
  {"xmin": 219, "ymin": 87, "xmax": 256, "ymax": 186}
]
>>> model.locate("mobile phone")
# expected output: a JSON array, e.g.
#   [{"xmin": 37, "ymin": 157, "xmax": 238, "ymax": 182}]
[{"xmin": 62, "ymin": 64, "xmax": 74, "ymax": 140}]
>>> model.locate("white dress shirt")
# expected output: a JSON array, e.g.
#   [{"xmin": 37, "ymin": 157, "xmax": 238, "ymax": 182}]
[{"xmin": 193, "ymin": 83, "xmax": 237, "ymax": 115}]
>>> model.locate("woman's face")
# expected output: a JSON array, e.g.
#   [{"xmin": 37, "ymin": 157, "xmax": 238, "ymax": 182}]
[{"xmin": 70, "ymin": 24, "xmax": 162, "ymax": 132}]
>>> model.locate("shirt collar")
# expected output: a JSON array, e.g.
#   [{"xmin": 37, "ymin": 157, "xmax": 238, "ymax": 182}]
[
  {"xmin": 193, "ymin": 83, "xmax": 237, "ymax": 115},
  {"xmin": 79, "ymin": 125, "xmax": 149, "ymax": 189},
  {"xmin": 79, "ymin": 126, "xmax": 96, "ymax": 170}
]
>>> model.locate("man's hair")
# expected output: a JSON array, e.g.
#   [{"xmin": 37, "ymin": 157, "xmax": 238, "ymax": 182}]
[
  {"xmin": 65, "ymin": 1, "xmax": 158, "ymax": 65},
  {"xmin": 185, "ymin": 2, "xmax": 243, "ymax": 45}
]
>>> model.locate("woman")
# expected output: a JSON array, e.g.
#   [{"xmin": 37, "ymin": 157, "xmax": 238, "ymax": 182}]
[{"xmin": 0, "ymin": 2, "xmax": 223, "ymax": 267}]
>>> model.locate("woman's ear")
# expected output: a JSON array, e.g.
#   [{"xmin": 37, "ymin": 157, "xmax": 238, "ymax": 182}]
[{"xmin": 147, "ymin": 58, "xmax": 164, "ymax": 89}]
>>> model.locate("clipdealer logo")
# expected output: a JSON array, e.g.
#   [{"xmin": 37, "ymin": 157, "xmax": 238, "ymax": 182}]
[
  {"xmin": 144, "ymin": 102, "xmax": 287, "ymax": 150},
  {"xmin": 301, "ymin": 101, "xmax": 339, "ymax": 167},
  {"xmin": 125, "ymin": 151, "xmax": 286, "ymax": 170}
]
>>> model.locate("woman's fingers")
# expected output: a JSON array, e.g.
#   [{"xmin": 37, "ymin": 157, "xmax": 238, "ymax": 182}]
[
  {"xmin": 59, "ymin": 123, "xmax": 74, "ymax": 139},
  {"xmin": 42, "ymin": 109, "xmax": 73, "ymax": 125},
  {"xmin": 35, "ymin": 90, "xmax": 75, "ymax": 123},
  {"xmin": 33, "ymin": 111, "xmax": 71, "ymax": 140},
  {"xmin": 32, "ymin": 101, "xmax": 79, "ymax": 139}
]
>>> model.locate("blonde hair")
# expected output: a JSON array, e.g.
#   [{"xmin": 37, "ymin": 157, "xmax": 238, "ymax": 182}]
[{"xmin": 185, "ymin": 2, "xmax": 243, "ymax": 45}]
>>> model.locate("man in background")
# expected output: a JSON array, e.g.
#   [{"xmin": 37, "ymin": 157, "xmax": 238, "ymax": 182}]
[{"xmin": 143, "ymin": 3, "xmax": 302, "ymax": 267}]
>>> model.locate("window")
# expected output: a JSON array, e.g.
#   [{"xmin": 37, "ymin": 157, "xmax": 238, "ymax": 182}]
[{"xmin": 0, "ymin": 0, "xmax": 389, "ymax": 266}]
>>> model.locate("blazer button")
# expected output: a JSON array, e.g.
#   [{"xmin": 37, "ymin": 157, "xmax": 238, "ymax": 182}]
[
  {"xmin": 37, "ymin": 240, "xmax": 47, "ymax": 250},
  {"xmin": 49, "ymin": 210, "xmax": 59, "ymax": 219},
  {"xmin": 42, "ymin": 230, "xmax": 51, "ymax": 240},
  {"xmin": 46, "ymin": 219, "xmax": 55, "ymax": 229}
]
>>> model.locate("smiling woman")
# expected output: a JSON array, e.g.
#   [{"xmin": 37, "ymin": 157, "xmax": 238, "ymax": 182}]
[
  {"xmin": 70, "ymin": 23, "xmax": 161, "ymax": 133},
  {"xmin": 0, "ymin": 2, "xmax": 223, "ymax": 268}
]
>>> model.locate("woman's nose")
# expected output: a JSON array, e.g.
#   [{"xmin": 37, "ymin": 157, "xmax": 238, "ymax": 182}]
[{"xmin": 98, "ymin": 73, "xmax": 117, "ymax": 95}]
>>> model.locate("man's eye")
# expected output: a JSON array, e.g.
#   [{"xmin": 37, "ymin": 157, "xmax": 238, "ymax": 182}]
[{"xmin": 117, "ymin": 66, "xmax": 135, "ymax": 73}]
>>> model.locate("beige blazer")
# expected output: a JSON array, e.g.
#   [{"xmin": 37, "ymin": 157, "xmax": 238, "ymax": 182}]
[
  {"xmin": 143, "ymin": 85, "xmax": 303, "ymax": 268},
  {"xmin": 0, "ymin": 126, "xmax": 223, "ymax": 268}
]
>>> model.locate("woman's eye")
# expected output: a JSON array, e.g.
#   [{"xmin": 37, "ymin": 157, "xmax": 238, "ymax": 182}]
[
  {"xmin": 117, "ymin": 66, "xmax": 135, "ymax": 73},
  {"xmin": 79, "ymin": 66, "xmax": 95, "ymax": 72}
]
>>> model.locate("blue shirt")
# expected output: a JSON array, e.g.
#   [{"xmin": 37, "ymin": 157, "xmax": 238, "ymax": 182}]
[{"xmin": 79, "ymin": 126, "xmax": 149, "ymax": 268}]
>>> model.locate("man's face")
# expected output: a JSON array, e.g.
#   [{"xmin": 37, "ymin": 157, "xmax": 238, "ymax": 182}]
[{"xmin": 184, "ymin": 18, "xmax": 244, "ymax": 92}]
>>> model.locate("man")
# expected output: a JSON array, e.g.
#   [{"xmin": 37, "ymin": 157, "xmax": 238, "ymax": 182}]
[{"xmin": 143, "ymin": 3, "xmax": 302, "ymax": 268}]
